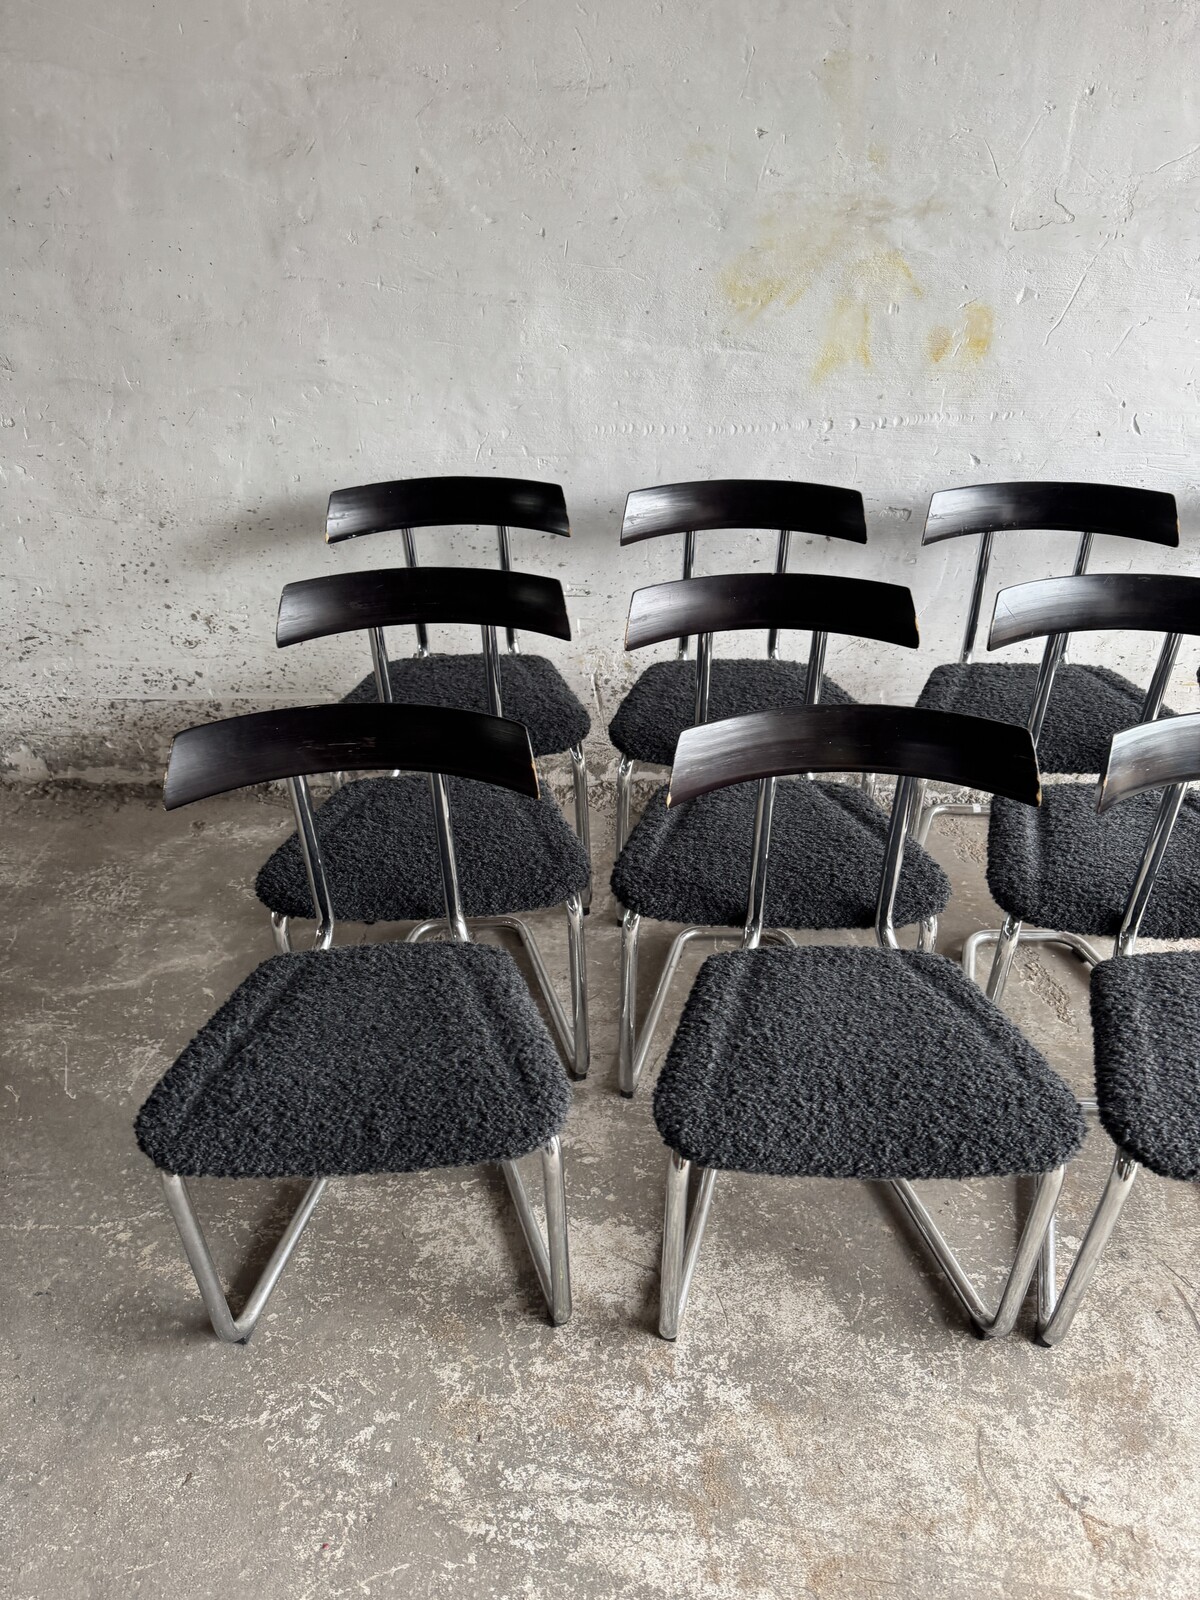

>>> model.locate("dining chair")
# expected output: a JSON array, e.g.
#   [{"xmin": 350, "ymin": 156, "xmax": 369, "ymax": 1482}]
[
  {"xmin": 135, "ymin": 704, "xmax": 574, "ymax": 1343},
  {"xmin": 915, "ymin": 481, "xmax": 1178, "ymax": 844},
  {"xmin": 257, "ymin": 566, "xmax": 590, "ymax": 1079},
  {"xmin": 326, "ymin": 474, "xmax": 593, "ymax": 902},
  {"xmin": 608, "ymin": 479, "xmax": 868, "ymax": 856},
  {"xmin": 613, "ymin": 572, "xmax": 950, "ymax": 1096},
  {"xmin": 1036, "ymin": 711, "xmax": 1200, "ymax": 1344},
  {"xmin": 960, "ymin": 573, "xmax": 1200, "ymax": 1002},
  {"xmin": 650, "ymin": 704, "xmax": 1085, "ymax": 1343}
]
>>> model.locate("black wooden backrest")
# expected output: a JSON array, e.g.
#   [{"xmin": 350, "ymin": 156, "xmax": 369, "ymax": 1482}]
[
  {"xmin": 621, "ymin": 479, "xmax": 867, "ymax": 545},
  {"xmin": 923, "ymin": 480, "xmax": 1179, "ymax": 662},
  {"xmin": 1096, "ymin": 712, "xmax": 1200, "ymax": 956},
  {"xmin": 988, "ymin": 573, "xmax": 1200, "ymax": 751},
  {"xmin": 625, "ymin": 573, "xmax": 917, "ymax": 651},
  {"xmin": 164, "ymin": 704, "xmax": 539, "ymax": 810},
  {"xmin": 326, "ymin": 476, "xmax": 570, "ymax": 542},
  {"xmin": 668, "ymin": 706, "xmax": 1039, "ymax": 951},
  {"xmin": 276, "ymin": 568, "xmax": 571, "ymax": 647}
]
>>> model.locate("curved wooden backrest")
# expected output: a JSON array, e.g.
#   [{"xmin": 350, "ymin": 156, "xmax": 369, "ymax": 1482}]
[
  {"xmin": 668, "ymin": 705, "xmax": 1040, "ymax": 807},
  {"xmin": 621, "ymin": 479, "xmax": 867, "ymax": 545},
  {"xmin": 277, "ymin": 567, "xmax": 572, "ymax": 647},
  {"xmin": 625, "ymin": 573, "xmax": 918, "ymax": 651},
  {"xmin": 1098, "ymin": 713, "xmax": 1200, "ymax": 812},
  {"xmin": 988, "ymin": 573, "xmax": 1200, "ymax": 650},
  {"xmin": 163, "ymin": 704, "xmax": 539, "ymax": 810},
  {"xmin": 923, "ymin": 481, "xmax": 1178, "ymax": 547},
  {"xmin": 326, "ymin": 476, "xmax": 570, "ymax": 543}
]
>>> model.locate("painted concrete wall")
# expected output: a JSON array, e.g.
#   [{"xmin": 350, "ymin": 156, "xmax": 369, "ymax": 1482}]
[{"xmin": 4, "ymin": 0, "xmax": 1199, "ymax": 781}]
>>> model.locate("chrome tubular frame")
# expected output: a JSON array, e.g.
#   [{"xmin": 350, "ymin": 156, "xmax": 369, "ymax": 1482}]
[
  {"xmin": 675, "ymin": 530, "xmax": 697, "ymax": 657},
  {"xmin": 568, "ymin": 744, "xmax": 592, "ymax": 911},
  {"xmin": 497, "ymin": 523, "xmax": 521, "ymax": 654},
  {"xmin": 399, "ymin": 526, "xmax": 430, "ymax": 656},
  {"xmin": 500, "ymin": 1135, "xmax": 572, "ymax": 1326},
  {"xmin": 658, "ymin": 1151, "xmax": 718, "ymax": 1339},
  {"xmin": 481, "ymin": 623, "xmax": 504, "ymax": 717},
  {"xmin": 765, "ymin": 527, "xmax": 792, "ymax": 660},
  {"xmin": 286, "ymin": 775, "xmax": 335, "ymax": 951}
]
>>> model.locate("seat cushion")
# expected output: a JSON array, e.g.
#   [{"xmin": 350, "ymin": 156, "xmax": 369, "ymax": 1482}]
[
  {"xmin": 1091, "ymin": 953, "xmax": 1200, "ymax": 1180},
  {"xmin": 343, "ymin": 653, "xmax": 590, "ymax": 757},
  {"xmin": 611, "ymin": 780, "xmax": 949, "ymax": 929},
  {"xmin": 608, "ymin": 658, "xmax": 854, "ymax": 767},
  {"xmin": 256, "ymin": 776, "xmax": 589, "ymax": 923},
  {"xmin": 135, "ymin": 942, "xmax": 572, "ymax": 1178},
  {"xmin": 988, "ymin": 785, "xmax": 1200, "ymax": 940},
  {"xmin": 916, "ymin": 662, "xmax": 1169, "ymax": 776},
  {"xmin": 653, "ymin": 947, "xmax": 1085, "ymax": 1180}
]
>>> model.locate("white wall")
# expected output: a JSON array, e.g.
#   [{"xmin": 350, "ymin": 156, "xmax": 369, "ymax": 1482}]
[{"xmin": 4, "ymin": 0, "xmax": 1199, "ymax": 781}]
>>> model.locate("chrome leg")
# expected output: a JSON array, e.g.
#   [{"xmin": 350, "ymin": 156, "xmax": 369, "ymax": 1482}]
[
  {"xmin": 889, "ymin": 1166, "xmax": 1064, "ymax": 1339},
  {"xmin": 270, "ymin": 913, "xmax": 292, "ymax": 954},
  {"xmin": 1036, "ymin": 1152, "xmax": 1140, "ymax": 1347},
  {"xmin": 964, "ymin": 924, "xmax": 1105, "ymax": 989},
  {"xmin": 615, "ymin": 755, "xmax": 634, "ymax": 860},
  {"xmin": 500, "ymin": 1135, "xmax": 572, "ymax": 1325},
  {"xmin": 917, "ymin": 915, "xmax": 939, "ymax": 953},
  {"xmin": 159, "ymin": 1172, "xmax": 327, "ymax": 1344},
  {"xmin": 618, "ymin": 910, "xmax": 641, "ymax": 1097},
  {"xmin": 986, "ymin": 916, "xmax": 1024, "ymax": 1003},
  {"xmin": 658, "ymin": 1150, "xmax": 717, "ymax": 1340},
  {"xmin": 565, "ymin": 891, "xmax": 589, "ymax": 1080},
  {"xmin": 569, "ymin": 745, "xmax": 592, "ymax": 912},
  {"xmin": 626, "ymin": 926, "xmax": 733, "ymax": 1099},
  {"xmin": 916, "ymin": 798, "xmax": 989, "ymax": 849}
]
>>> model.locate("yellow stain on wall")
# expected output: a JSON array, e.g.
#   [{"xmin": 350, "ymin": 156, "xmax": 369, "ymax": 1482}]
[
  {"xmin": 928, "ymin": 301, "xmax": 994, "ymax": 365},
  {"xmin": 927, "ymin": 325, "xmax": 954, "ymax": 363},
  {"xmin": 813, "ymin": 296, "xmax": 872, "ymax": 382}
]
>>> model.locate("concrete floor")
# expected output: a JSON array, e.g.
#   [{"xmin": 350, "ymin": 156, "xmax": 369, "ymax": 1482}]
[{"xmin": 3, "ymin": 779, "xmax": 1200, "ymax": 1600}]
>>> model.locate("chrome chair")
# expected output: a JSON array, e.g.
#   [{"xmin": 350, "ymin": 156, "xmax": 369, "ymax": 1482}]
[
  {"xmin": 613, "ymin": 573, "xmax": 950, "ymax": 1097},
  {"xmin": 651, "ymin": 705, "xmax": 1085, "ymax": 1343},
  {"xmin": 136, "ymin": 704, "xmax": 573, "ymax": 1343},
  {"xmin": 609, "ymin": 479, "xmax": 868, "ymax": 856},
  {"xmin": 1038, "ymin": 712, "xmax": 1200, "ymax": 1344},
  {"xmin": 327, "ymin": 475, "xmax": 592, "ymax": 902},
  {"xmin": 963, "ymin": 573, "xmax": 1200, "ymax": 1002},
  {"xmin": 257, "ymin": 567, "xmax": 590, "ymax": 1079},
  {"xmin": 915, "ymin": 481, "xmax": 1178, "ymax": 843}
]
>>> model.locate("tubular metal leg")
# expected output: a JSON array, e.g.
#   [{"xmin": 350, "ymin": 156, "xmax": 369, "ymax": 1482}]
[
  {"xmin": 500, "ymin": 1135, "xmax": 572, "ymax": 1325},
  {"xmin": 615, "ymin": 755, "xmax": 635, "ymax": 861},
  {"xmin": 658, "ymin": 1150, "xmax": 717, "ymax": 1340},
  {"xmin": 1036, "ymin": 1152, "xmax": 1140, "ymax": 1347},
  {"xmin": 569, "ymin": 745, "xmax": 592, "ymax": 912},
  {"xmin": 626, "ymin": 927, "xmax": 734, "ymax": 1098},
  {"xmin": 889, "ymin": 1166, "xmax": 1065, "ymax": 1339},
  {"xmin": 917, "ymin": 915, "xmax": 939, "ymax": 953},
  {"xmin": 159, "ymin": 1172, "xmax": 328, "ymax": 1344},
  {"xmin": 916, "ymin": 798, "xmax": 990, "ymax": 850},
  {"xmin": 986, "ymin": 915, "xmax": 1023, "ymax": 1002},
  {"xmin": 618, "ymin": 910, "xmax": 641, "ymax": 1097},
  {"xmin": 565, "ymin": 891, "xmax": 589, "ymax": 1080},
  {"xmin": 964, "ymin": 924, "xmax": 1105, "ymax": 990},
  {"xmin": 270, "ymin": 913, "xmax": 292, "ymax": 954}
]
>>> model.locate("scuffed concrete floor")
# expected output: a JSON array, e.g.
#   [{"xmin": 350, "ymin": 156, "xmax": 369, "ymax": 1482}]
[{"xmin": 3, "ymin": 780, "xmax": 1200, "ymax": 1600}]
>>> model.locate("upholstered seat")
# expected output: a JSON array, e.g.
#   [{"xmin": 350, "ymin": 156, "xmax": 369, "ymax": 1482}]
[
  {"xmin": 256, "ymin": 775, "xmax": 590, "ymax": 923},
  {"xmin": 652, "ymin": 947, "xmax": 1085, "ymax": 1181},
  {"xmin": 609, "ymin": 659, "xmax": 853, "ymax": 767},
  {"xmin": 343, "ymin": 653, "xmax": 589, "ymax": 757},
  {"xmin": 1090, "ymin": 953, "xmax": 1200, "ymax": 1180},
  {"xmin": 916, "ymin": 662, "xmax": 1169, "ymax": 776},
  {"xmin": 612, "ymin": 779, "xmax": 949, "ymax": 929},
  {"xmin": 135, "ymin": 942, "xmax": 572, "ymax": 1179},
  {"xmin": 988, "ymin": 785, "xmax": 1200, "ymax": 940}
]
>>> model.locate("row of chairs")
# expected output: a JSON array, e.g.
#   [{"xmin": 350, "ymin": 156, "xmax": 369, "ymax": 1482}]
[{"xmin": 132, "ymin": 472, "xmax": 1198, "ymax": 1357}]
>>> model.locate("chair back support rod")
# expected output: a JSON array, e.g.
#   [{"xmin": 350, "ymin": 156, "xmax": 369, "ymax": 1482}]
[
  {"xmin": 668, "ymin": 706, "xmax": 1041, "ymax": 808},
  {"xmin": 875, "ymin": 775, "xmax": 923, "ymax": 950},
  {"xmin": 741, "ymin": 777, "xmax": 778, "ymax": 950},
  {"xmin": 677, "ymin": 530, "xmax": 697, "ymax": 657},
  {"xmin": 959, "ymin": 530, "xmax": 995, "ymax": 663},
  {"xmin": 1115, "ymin": 783, "xmax": 1188, "ymax": 957},
  {"xmin": 427, "ymin": 772, "xmax": 470, "ymax": 942},
  {"xmin": 368, "ymin": 627, "xmax": 394, "ymax": 703},
  {"xmin": 286, "ymin": 774, "xmax": 335, "ymax": 949},
  {"xmin": 482, "ymin": 624, "xmax": 504, "ymax": 717},
  {"xmin": 1025, "ymin": 633, "xmax": 1069, "ymax": 746},
  {"xmin": 163, "ymin": 705, "xmax": 540, "ymax": 809},
  {"xmin": 1139, "ymin": 632, "xmax": 1183, "ymax": 724},
  {"xmin": 399, "ymin": 527, "xmax": 430, "ymax": 655},
  {"xmin": 625, "ymin": 573, "xmax": 919, "ymax": 653},
  {"xmin": 766, "ymin": 528, "xmax": 793, "ymax": 659},
  {"xmin": 497, "ymin": 524, "xmax": 520, "ymax": 653},
  {"xmin": 694, "ymin": 631, "xmax": 714, "ymax": 725}
]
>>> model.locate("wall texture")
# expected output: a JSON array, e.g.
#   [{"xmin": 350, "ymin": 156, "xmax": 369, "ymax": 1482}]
[{"xmin": 4, "ymin": 0, "xmax": 1199, "ymax": 781}]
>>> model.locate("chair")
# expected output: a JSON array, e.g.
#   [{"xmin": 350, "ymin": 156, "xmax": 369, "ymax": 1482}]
[
  {"xmin": 135, "ymin": 704, "xmax": 573, "ymax": 1343},
  {"xmin": 613, "ymin": 572, "xmax": 949, "ymax": 1096},
  {"xmin": 962, "ymin": 573, "xmax": 1200, "ymax": 1002},
  {"xmin": 326, "ymin": 475, "xmax": 592, "ymax": 902},
  {"xmin": 1036, "ymin": 712, "xmax": 1200, "ymax": 1344},
  {"xmin": 609, "ymin": 479, "xmax": 868, "ymax": 855},
  {"xmin": 915, "ymin": 481, "xmax": 1178, "ymax": 842},
  {"xmin": 257, "ymin": 566, "xmax": 590, "ymax": 1079},
  {"xmin": 651, "ymin": 704, "xmax": 1085, "ymax": 1343}
]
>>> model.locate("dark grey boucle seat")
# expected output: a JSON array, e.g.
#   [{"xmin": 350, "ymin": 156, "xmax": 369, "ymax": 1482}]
[
  {"xmin": 256, "ymin": 775, "xmax": 590, "ymax": 923},
  {"xmin": 609, "ymin": 658, "xmax": 852, "ymax": 767},
  {"xmin": 344, "ymin": 653, "xmax": 589, "ymax": 757},
  {"xmin": 917, "ymin": 662, "xmax": 1171, "ymax": 776},
  {"xmin": 136, "ymin": 942, "xmax": 572, "ymax": 1179},
  {"xmin": 1091, "ymin": 953, "xmax": 1200, "ymax": 1181},
  {"xmin": 612, "ymin": 779, "xmax": 949, "ymax": 929},
  {"xmin": 653, "ymin": 947, "xmax": 1085, "ymax": 1180},
  {"xmin": 988, "ymin": 786, "xmax": 1200, "ymax": 940}
]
